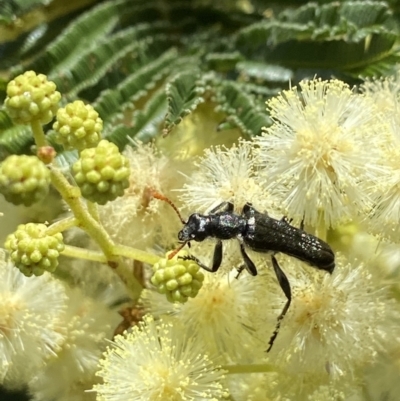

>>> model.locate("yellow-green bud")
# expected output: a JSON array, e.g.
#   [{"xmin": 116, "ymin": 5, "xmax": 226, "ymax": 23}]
[
  {"xmin": 71, "ymin": 139, "xmax": 130, "ymax": 205},
  {"xmin": 151, "ymin": 251, "xmax": 205, "ymax": 303},
  {"xmin": 53, "ymin": 100, "xmax": 103, "ymax": 150},
  {"xmin": 0, "ymin": 155, "xmax": 50, "ymax": 206},
  {"xmin": 5, "ymin": 223, "xmax": 65, "ymax": 276},
  {"xmin": 4, "ymin": 71, "xmax": 61, "ymax": 125}
]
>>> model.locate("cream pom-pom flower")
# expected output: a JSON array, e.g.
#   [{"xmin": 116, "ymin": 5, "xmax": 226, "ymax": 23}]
[
  {"xmin": 0, "ymin": 250, "xmax": 67, "ymax": 387},
  {"xmin": 265, "ymin": 255, "xmax": 400, "ymax": 382},
  {"xmin": 254, "ymin": 78, "xmax": 387, "ymax": 229},
  {"xmin": 177, "ymin": 140, "xmax": 278, "ymax": 216},
  {"xmin": 92, "ymin": 315, "xmax": 228, "ymax": 401}
]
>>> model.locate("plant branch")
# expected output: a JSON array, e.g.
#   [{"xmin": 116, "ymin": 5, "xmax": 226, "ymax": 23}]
[
  {"xmin": 46, "ymin": 216, "xmax": 78, "ymax": 235},
  {"xmin": 49, "ymin": 166, "xmax": 116, "ymax": 260},
  {"xmin": 61, "ymin": 244, "xmax": 108, "ymax": 263},
  {"xmin": 113, "ymin": 244, "xmax": 160, "ymax": 266},
  {"xmin": 31, "ymin": 119, "xmax": 48, "ymax": 147}
]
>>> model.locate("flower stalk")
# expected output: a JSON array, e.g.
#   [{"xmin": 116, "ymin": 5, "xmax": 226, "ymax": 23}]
[
  {"xmin": 61, "ymin": 244, "xmax": 108, "ymax": 264},
  {"xmin": 30, "ymin": 119, "xmax": 47, "ymax": 148},
  {"xmin": 46, "ymin": 216, "xmax": 78, "ymax": 236},
  {"xmin": 48, "ymin": 166, "xmax": 116, "ymax": 261}
]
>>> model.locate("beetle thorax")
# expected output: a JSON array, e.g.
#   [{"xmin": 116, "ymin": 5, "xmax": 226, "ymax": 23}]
[{"xmin": 209, "ymin": 212, "xmax": 247, "ymax": 240}]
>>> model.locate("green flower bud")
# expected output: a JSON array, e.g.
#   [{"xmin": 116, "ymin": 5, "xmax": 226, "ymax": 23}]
[
  {"xmin": 151, "ymin": 251, "xmax": 205, "ymax": 303},
  {"xmin": 4, "ymin": 71, "xmax": 61, "ymax": 125},
  {"xmin": 71, "ymin": 139, "xmax": 130, "ymax": 205},
  {"xmin": 5, "ymin": 223, "xmax": 65, "ymax": 276},
  {"xmin": 53, "ymin": 100, "xmax": 103, "ymax": 150},
  {"xmin": 0, "ymin": 155, "xmax": 50, "ymax": 206}
]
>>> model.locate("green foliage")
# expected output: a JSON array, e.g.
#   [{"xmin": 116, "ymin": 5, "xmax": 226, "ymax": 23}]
[
  {"xmin": 94, "ymin": 47, "xmax": 178, "ymax": 127},
  {"xmin": 1, "ymin": 0, "xmax": 400, "ymax": 160},
  {"xmin": 163, "ymin": 71, "xmax": 206, "ymax": 135},
  {"xmin": 0, "ymin": 0, "xmax": 54, "ymax": 22},
  {"xmin": 0, "ymin": 111, "xmax": 33, "ymax": 156},
  {"xmin": 236, "ymin": 1, "xmax": 397, "ymax": 69},
  {"xmin": 213, "ymin": 80, "xmax": 272, "ymax": 137},
  {"xmin": 104, "ymin": 89, "xmax": 167, "ymax": 150},
  {"xmin": 14, "ymin": 0, "xmax": 126, "ymax": 76}
]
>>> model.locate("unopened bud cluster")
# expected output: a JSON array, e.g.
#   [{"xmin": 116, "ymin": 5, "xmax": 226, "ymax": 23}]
[
  {"xmin": 0, "ymin": 155, "xmax": 50, "ymax": 206},
  {"xmin": 151, "ymin": 251, "xmax": 205, "ymax": 303},
  {"xmin": 5, "ymin": 223, "xmax": 65, "ymax": 276},
  {"xmin": 53, "ymin": 100, "xmax": 103, "ymax": 150},
  {"xmin": 4, "ymin": 70, "xmax": 61, "ymax": 124},
  {"xmin": 72, "ymin": 139, "xmax": 130, "ymax": 205}
]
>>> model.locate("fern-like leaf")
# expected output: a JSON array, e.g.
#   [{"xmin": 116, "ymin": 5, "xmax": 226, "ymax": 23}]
[
  {"xmin": 212, "ymin": 80, "xmax": 271, "ymax": 138},
  {"xmin": 2, "ymin": 0, "xmax": 400, "ymax": 160},
  {"xmin": 104, "ymin": 89, "xmax": 167, "ymax": 150},
  {"xmin": 348, "ymin": 48, "xmax": 400, "ymax": 78},
  {"xmin": 13, "ymin": 0, "xmax": 129, "ymax": 76},
  {"xmin": 94, "ymin": 48, "xmax": 178, "ymax": 127},
  {"xmin": 51, "ymin": 25, "xmax": 166, "ymax": 96},
  {"xmin": 163, "ymin": 71, "xmax": 206, "ymax": 135},
  {"xmin": 236, "ymin": 61, "xmax": 293, "ymax": 83},
  {"xmin": 236, "ymin": 1, "xmax": 397, "ymax": 70},
  {"xmin": 0, "ymin": 110, "xmax": 33, "ymax": 158}
]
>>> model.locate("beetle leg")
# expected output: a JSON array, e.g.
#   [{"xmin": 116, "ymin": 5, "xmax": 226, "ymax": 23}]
[
  {"xmin": 209, "ymin": 201, "xmax": 234, "ymax": 214},
  {"xmin": 281, "ymin": 215, "xmax": 306, "ymax": 230},
  {"xmin": 281, "ymin": 216, "xmax": 293, "ymax": 225},
  {"xmin": 179, "ymin": 240, "xmax": 223, "ymax": 273},
  {"xmin": 210, "ymin": 240, "xmax": 223, "ymax": 272},
  {"xmin": 242, "ymin": 203, "xmax": 269, "ymax": 220},
  {"xmin": 242, "ymin": 202, "xmax": 251, "ymax": 213},
  {"xmin": 242, "ymin": 202, "xmax": 255, "ymax": 214},
  {"xmin": 235, "ymin": 265, "xmax": 246, "ymax": 279},
  {"xmin": 238, "ymin": 241, "xmax": 258, "ymax": 276},
  {"xmin": 267, "ymin": 255, "xmax": 292, "ymax": 352}
]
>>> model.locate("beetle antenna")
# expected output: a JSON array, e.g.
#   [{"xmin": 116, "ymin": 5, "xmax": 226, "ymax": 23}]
[
  {"xmin": 151, "ymin": 190, "xmax": 186, "ymax": 224},
  {"xmin": 151, "ymin": 191, "xmax": 189, "ymax": 259},
  {"xmin": 168, "ymin": 241, "xmax": 189, "ymax": 259}
]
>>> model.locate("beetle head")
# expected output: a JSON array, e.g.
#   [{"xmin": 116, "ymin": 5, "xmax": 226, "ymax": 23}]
[{"xmin": 178, "ymin": 213, "xmax": 208, "ymax": 242}]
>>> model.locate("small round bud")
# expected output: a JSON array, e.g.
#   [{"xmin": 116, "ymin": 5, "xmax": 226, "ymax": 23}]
[
  {"xmin": 53, "ymin": 100, "xmax": 103, "ymax": 150},
  {"xmin": 5, "ymin": 223, "xmax": 65, "ymax": 276},
  {"xmin": 4, "ymin": 71, "xmax": 61, "ymax": 125},
  {"xmin": 151, "ymin": 251, "xmax": 205, "ymax": 303},
  {"xmin": 0, "ymin": 155, "xmax": 50, "ymax": 206},
  {"xmin": 37, "ymin": 146, "xmax": 57, "ymax": 164},
  {"xmin": 71, "ymin": 139, "xmax": 130, "ymax": 205}
]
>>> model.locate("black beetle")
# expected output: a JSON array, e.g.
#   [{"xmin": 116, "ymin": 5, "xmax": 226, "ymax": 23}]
[{"xmin": 153, "ymin": 193, "xmax": 335, "ymax": 351}]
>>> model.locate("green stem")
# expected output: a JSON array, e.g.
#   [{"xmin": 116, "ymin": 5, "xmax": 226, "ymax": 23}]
[
  {"xmin": 61, "ymin": 245, "xmax": 143, "ymax": 299},
  {"xmin": 49, "ymin": 167, "xmax": 159, "ymax": 267},
  {"xmin": 61, "ymin": 245, "xmax": 108, "ymax": 263},
  {"xmin": 222, "ymin": 364, "xmax": 276, "ymax": 374},
  {"xmin": 113, "ymin": 244, "xmax": 160, "ymax": 265},
  {"xmin": 46, "ymin": 216, "xmax": 78, "ymax": 235},
  {"xmin": 87, "ymin": 200, "xmax": 100, "ymax": 222},
  {"xmin": 46, "ymin": 151, "xmax": 160, "ymax": 299},
  {"xmin": 49, "ymin": 166, "xmax": 116, "ymax": 260},
  {"xmin": 30, "ymin": 119, "xmax": 47, "ymax": 147}
]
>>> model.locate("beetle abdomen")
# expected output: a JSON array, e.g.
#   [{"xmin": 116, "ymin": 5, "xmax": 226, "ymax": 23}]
[{"xmin": 245, "ymin": 214, "xmax": 335, "ymax": 273}]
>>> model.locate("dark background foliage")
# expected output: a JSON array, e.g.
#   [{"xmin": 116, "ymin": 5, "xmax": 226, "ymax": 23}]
[{"xmin": 1, "ymin": 0, "xmax": 400, "ymax": 164}]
